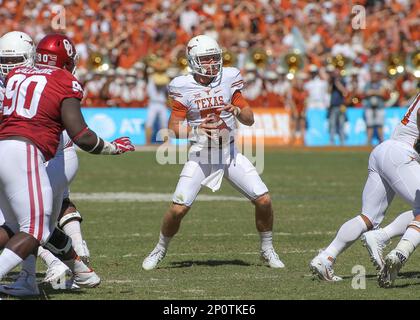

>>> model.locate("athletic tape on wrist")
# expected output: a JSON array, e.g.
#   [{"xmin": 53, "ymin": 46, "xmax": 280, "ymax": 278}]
[{"xmin": 100, "ymin": 140, "xmax": 117, "ymax": 155}]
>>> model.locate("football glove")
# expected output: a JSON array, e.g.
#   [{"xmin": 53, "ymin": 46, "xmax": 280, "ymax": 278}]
[
  {"xmin": 101, "ymin": 137, "xmax": 135, "ymax": 155},
  {"xmin": 111, "ymin": 137, "xmax": 135, "ymax": 154}
]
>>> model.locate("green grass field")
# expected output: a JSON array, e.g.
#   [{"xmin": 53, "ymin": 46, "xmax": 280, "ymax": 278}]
[{"xmin": 3, "ymin": 149, "xmax": 420, "ymax": 300}]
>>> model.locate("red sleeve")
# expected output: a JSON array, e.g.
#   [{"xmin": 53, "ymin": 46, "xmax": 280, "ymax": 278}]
[
  {"xmin": 57, "ymin": 70, "xmax": 84, "ymax": 101},
  {"xmin": 170, "ymin": 98, "xmax": 188, "ymax": 119},
  {"xmin": 231, "ymin": 90, "xmax": 249, "ymax": 109}
]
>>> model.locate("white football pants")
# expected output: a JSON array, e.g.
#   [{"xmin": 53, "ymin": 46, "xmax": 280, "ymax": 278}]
[
  {"xmin": 172, "ymin": 143, "xmax": 268, "ymax": 207},
  {"xmin": 0, "ymin": 133, "xmax": 79, "ymax": 237},
  {"xmin": 0, "ymin": 140, "xmax": 52, "ymax": 244},
  {"xmin": 362, "ymin": 139, "xmax": 420, "ymax": 227}
]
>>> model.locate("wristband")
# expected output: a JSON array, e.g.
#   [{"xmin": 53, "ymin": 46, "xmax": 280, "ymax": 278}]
[{"xmin": 100, "ymin": 140, "xmax": 117, "ymax": 155}]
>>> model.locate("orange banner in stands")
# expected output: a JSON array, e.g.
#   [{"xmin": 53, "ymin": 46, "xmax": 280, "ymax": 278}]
[{"xmin": 237, "ymin": 108, "xmax": 302, "ymax": 146}]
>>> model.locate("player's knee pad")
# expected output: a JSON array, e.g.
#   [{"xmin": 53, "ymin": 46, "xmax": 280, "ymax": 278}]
[
  {"xmin": 43, "ymin": 227, "xmax": 72, "ymax": 260},
  {"xmin": 58, "ymin": 210, "xmax": 82, "ymax": 229}
]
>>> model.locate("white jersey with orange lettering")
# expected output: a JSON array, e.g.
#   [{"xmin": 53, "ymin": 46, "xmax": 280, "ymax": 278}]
[
  {"xmin": 168, "ymin": 67, "xmax": 244, "ymax": 147},
  {"xmin": 168, "ymin": 67, "xmax": 268, "ymax": 207},
  {"xmin": 391, "ymin": 93, "xmax": 420, "ymax": 147}
]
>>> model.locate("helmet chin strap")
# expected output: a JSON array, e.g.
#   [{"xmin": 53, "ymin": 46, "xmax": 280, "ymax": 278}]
[{"xmin": 72, "ymin": 53, "xmax": 79, "ymax": 75}]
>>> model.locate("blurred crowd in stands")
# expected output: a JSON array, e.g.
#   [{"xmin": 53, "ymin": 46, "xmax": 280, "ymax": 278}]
[{"xmin": 1, "ymin": 0, "xmax": 419, "ymax": 115}]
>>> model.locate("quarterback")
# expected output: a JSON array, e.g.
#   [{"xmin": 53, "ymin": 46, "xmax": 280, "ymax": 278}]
[
  {"xmin": 310, "ymin": 92, "xmax": 420, "ymax": 286},
  {"xmin": 142, "ymin": 35, "xmax": 284, "ymax": 270}
]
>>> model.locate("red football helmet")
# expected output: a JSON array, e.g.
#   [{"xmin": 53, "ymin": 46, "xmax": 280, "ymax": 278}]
[{"xmin": 36, "ymin": 33, "xmax": 79, "ymax": 74}]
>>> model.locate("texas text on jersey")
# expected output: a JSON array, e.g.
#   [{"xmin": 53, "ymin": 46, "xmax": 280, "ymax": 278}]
[
  {"xmin": 168, "ymin": 66, "xmax": 246, "ymax": 146},
  {"xmin": 0, "ymin": 66, "xmax": 83, "ymax": 160}
]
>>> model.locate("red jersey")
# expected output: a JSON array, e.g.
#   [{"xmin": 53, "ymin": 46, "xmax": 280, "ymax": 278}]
[{"xmin": 0, "ymin": 66, "xmax": 83, "ymax": 161}]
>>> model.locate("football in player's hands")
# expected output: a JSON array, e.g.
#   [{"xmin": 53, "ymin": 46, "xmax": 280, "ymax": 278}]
[
  {"xmin": 111, "ymin": 137, "xmax": 135, "ymax": 154},
  {"xmin": 206, "ymin": 113, "xmax": 229, "ymax": 131},
  {"xmin": 202, "ymin": 114, "xmax": 231, "ymax": 145}
]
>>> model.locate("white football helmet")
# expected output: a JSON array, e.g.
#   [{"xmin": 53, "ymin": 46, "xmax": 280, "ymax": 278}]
[
  {"xmin": 0, "ymin": 31, "xmax": 35, "ymax": 77},
  {"xmin": 186, "ymin": 35, "xmax": 223, "ymax": 77}
]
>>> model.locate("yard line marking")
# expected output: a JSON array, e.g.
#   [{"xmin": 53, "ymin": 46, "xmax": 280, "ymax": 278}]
[
  {"xmin": 88, "ymin": 231, "xmax": 336, "ymax": 240},
  {"xmin": 71, "ymin": 192, "xmax": 246, "ymax": 202},
  {"xmin": 245, "ymin": 231, "xmax": 336, "ymax": 236},
  {"xmin": 105, "ymin": 280, "xmax": 134, "ymax": 284},
  {"xmin": 119, "ymin": 249, "xmax": 319, "ymax": 259}
]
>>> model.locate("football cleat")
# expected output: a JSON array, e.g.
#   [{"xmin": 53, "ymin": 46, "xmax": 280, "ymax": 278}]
[
  {"xmin": 70, "ymin": 268, "xmax": 101, "ymax": 288},
  {"xmin": 260, "ymin": 248, "xmax": 285, "ymax": 268},
  {"xmin": 378, "ymin": 249, "xmax": 407, "ymax": 288},
  {"xmin": 142, "ymin": 247, "xmax": 166, "ymax": 271},
  {"xmin": 309, "ymin": 251, "xmax": 343, "ymax": 282},
  {"xmin": 43, "ymin": 260, "xmax": 72, "ymax": 289},
  {"xmin": 0, "ymin": 271, "xmax": 39, "ymax": 297},
  {"xmin": 361, "ymin": 229, "xmax": 390, "ymax": 272},
  {"xmin": 65, "ymin": 279, "xmax": 80, "ymax": 290}
]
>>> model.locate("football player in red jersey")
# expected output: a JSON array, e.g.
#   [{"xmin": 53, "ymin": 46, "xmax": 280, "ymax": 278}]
[
  {"xmin": 0, "ymin": 31, "xmax": 95, "ymax": 295},
  {"xmin": 0, "ymin": 33, "xmax": 134, "ymax": 291}
]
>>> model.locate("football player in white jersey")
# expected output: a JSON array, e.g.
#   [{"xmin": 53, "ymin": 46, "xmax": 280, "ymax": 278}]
[
  {"xmin": 309, "ymin": 92, "xmax": 420, "ymax": 283},
  {"xmin": 377, "ymin": 93, "xmax": 420, "ymax": 287},
  {"xmin": 142, "ymin": 35, "xmax": 284, "ymax": 270},
  {"xmin": 0, "ymin": 31, "xmax": 94, "ymax": 295}
]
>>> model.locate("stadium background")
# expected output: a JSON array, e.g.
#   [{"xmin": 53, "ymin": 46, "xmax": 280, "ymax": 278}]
[{"xmin": 1, "ymin": 0, "xmax": 419, "ymax": 146}]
